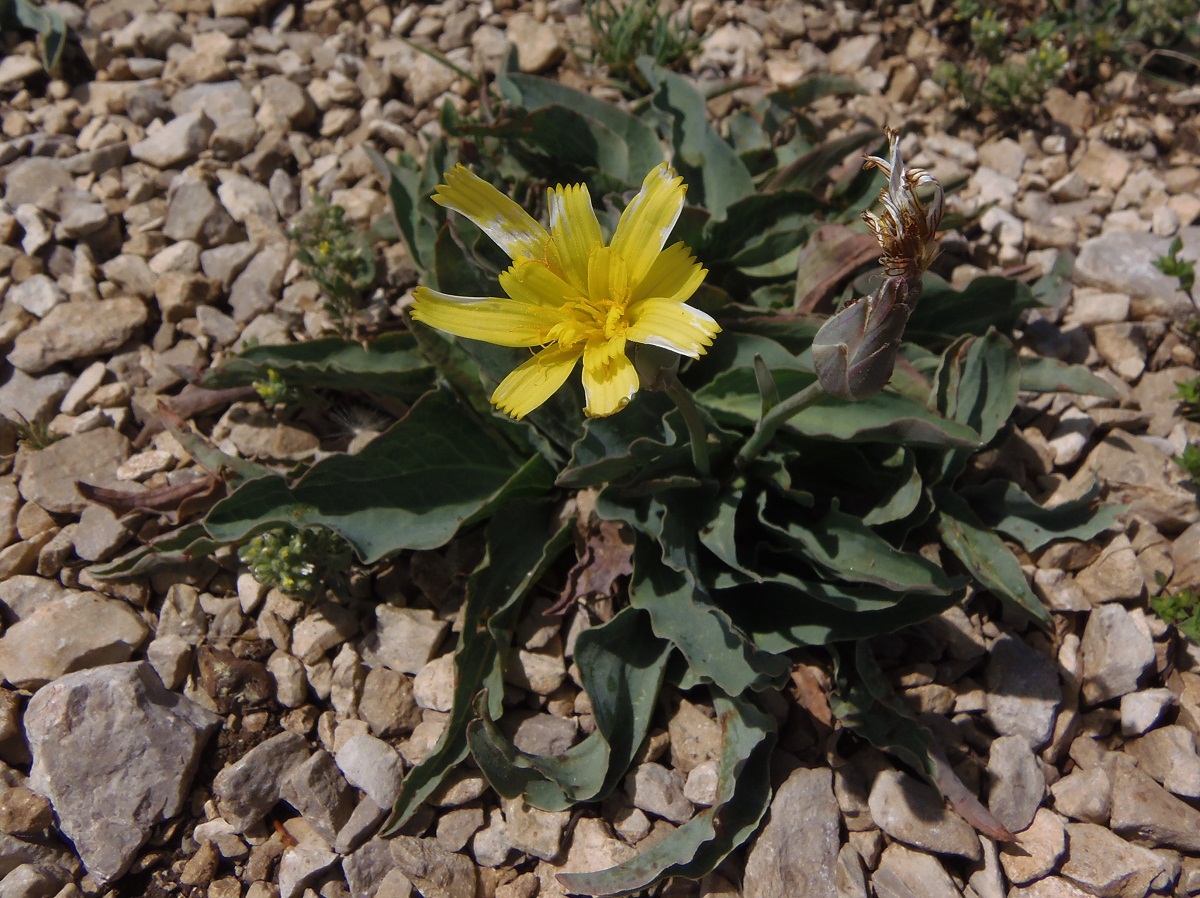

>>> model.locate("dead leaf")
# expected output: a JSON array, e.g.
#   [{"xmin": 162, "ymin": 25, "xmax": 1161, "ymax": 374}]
[
  {"xmin": 789, "ymin": 662, "xmax": 835, "ymax": 732},
  {"xmin": 548, "ymin": 517, "xmax": 634, "ymax": 615},
  {"xmin": 76, "ymin": 475, "xmax": 220, "ymax": 520},
  {"xmin": 793, "ymin": 224, "xmax": 882, "ymax": 314},
  {"xmin": 134, "ymin": 384, "xmax": 256, "ymax": 447}
]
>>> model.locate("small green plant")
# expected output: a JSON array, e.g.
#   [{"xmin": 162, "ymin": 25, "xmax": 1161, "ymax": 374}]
[
  {"xmin": 584, "ymin": 0, "xmax": 703, "ymax": 93},
  {"xmin": 238, "ymin": 525, "xmax": 352, "ymax": 601},
  {"xmin": 0, "ymin": 0, "xmax": 68, "ymax": 72},
  {"xmin": 939, "ymin": 39, "xmax": 1069, "ymax": 115},
  {"xmin": 1173, "ymin": 377, "xmax": 1200, "ymax": 422},
  {"xmin": 7, "ymin": 412, "xmax": 63, "ymax": 450},
  {"xmin": 1151, "ymin": 582, "xmax": 1200, "ymax": 642},
  {"xmin": 252, "ymin": 368, "xmax": 292, "ymax": 407},
  {"xmin": 1175, "ymin": 443, "xmax": 1200, "ymax": 484},
  {"xmin": 942, "ymin": 0, "xmax": 1200, "ymax": 116},
  {"xmin": 1155, "ymin": 235, "xmax": 1197, "ymax": 311},
  {"xmin": 291, "ymin": 195, "xmax": 376, "ymax": 340}
]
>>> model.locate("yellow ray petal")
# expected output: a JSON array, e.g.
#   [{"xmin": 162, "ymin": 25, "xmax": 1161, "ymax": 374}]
[
  {"xmin": 626, "ymin": 297, "xmax": 720, "ymax": 358},
  {"xmin": 433, "ymin": 165, "xmax": 550, "ymax": 261},
  {"xmin": 630, "ymin": 241, "xmax": 705, "ymax": 304},
  {"xmin": 491, "ymin": 346, "xmax": 581, "ymax": 419},
  {"xmin": 581, "ymin": 335, "xmax": 638, "ymax": 417},
  {"xmin": 587, "ymin": 246, "xmax": 630, "ymax": 337},
  {"xmin": 499, "ymin": 259, "xmax": 582, "ymax": 309},
  {"xmin": 610, "ymin": 163, "xmax": 685, "ymax": 285},
  {"xmin": 546, "ymin": 183, "xmax": 603, "ymax": 293},
  {"xmin": 410, "ymin": 287, "xmax": 555, "ymax": 347}
]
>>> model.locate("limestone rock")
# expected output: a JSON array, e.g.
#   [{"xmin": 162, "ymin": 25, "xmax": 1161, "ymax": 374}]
[
  {"xmin": 1081, "ymin": 603, "xmax": 1155, "ymax": 704},
  {"xmin": 25, "ymin": 663, "xmax": 220, "ymax": 886},
  {"xmin": 8, "ymin": 297, "xmax": 147, "ymax": 374},
  {"xmin": 985, "ymin": 634, "xmax": 1061, "ymax": 749},
  {"xmin": 987, "ymin": 735, "xmax": 1045, "ymax": 834},
  {"xmin": 1062, "ymin": 822, "xmax": 1168, "ymax": 898},
  {"xmin": 0, "ymin": 587, "xmax": 148, "ymax": 689},
  {"xmin": 214, "ymin": 731, "xmax": 312, "ymax": 832},
  {"xmin": 130, "ymin": 111, "xmax": 214, "ymax": 169},
  {"xmin": 17, "ymin": 428, "xmax": 130, "ymax": 515},
  {"xmin": 868, "ymin": 768, "xmax": 981, "ymax": 860},
  {"xmin": 743, "ymin": 767, "xmax": 840, "ymax": 898}
]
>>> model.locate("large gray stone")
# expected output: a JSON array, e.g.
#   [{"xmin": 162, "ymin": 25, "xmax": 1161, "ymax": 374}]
[
  {"xmin": 744, "ymin": 767, "xmax": 840, "ymax": 898},
  {"xmin": 868, "ymin": 768, "xmax": 981, "ymax": 861},
  {"xmin": 130, "ymin": 111, "xmax": 214, "ymax": 169},
  {"xmin": 7, "ymin": 297, "xmax": 147, "ymax": 374},
  {"xmin": 213, "ymin": 731, "xmax": 312, "ymax": 833},
  {"xmin": 1075, "ymin": 227, "xmax": 1200, "ymax": 315},
  {"xmin": 25, "ymin": 663, "xmax": 220, "ymax": 886},
  {"xmin": 0, "ymin": 588, "xmax": 148, "ymax": 689},
  {"xmin": 1081, "ymin": 604, "xmax": 1155, "ymax": 705},
  {"xmin": 17, "ymin": 428, "xmax": 130, "ymax": 514},
  {"xmin": 985, "ymin": 634, "xmax": 1061, "ymax": 749}
]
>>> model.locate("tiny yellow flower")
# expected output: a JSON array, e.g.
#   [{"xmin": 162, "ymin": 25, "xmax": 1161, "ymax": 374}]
[
  {"xmin": 410, "ymin": 164, "xmax": 719, "ymax": 419},
  {"xmin": 862, "ymin": 130, "xmax": 945, "ymax": 282}
]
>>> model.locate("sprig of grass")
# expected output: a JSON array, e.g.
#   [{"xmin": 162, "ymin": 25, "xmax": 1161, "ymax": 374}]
[
  {"xmin": 7, "ymin": 412, "xmax": 63, "ymax": 451},
  {"xmin": 584, "ymin": 0, "xmax": 704, "ymax": 93}
]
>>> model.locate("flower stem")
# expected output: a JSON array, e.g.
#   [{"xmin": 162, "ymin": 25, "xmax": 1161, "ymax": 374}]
[
  {"xmin": 734, "ymin": 380, "xmax": 826, "ymax": 469},
  {"xmin": 663, "ymin": 374, "xmax": 710, "ymax": 478}
]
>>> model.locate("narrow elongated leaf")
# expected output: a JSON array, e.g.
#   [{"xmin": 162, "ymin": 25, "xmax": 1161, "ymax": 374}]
[
  {"xmin": 367, "ymin": 146, "xmax": 440, "ymax": 273},
  {"xmin": 1018, "ymin": 356, "xmax": 1119, "ymax": 398},
  {"xmin": 382, "ymin": 501, "xmax": 571, "ymax": 833},
  {"xmin": 498, "ymin": 73, "xmax": 664, "ymax": 182},
  {"xmin": 831, "ymin": 643, "xmax": 1015, "ymax": 842},
  {"xmin": 201, "ymin": 333, "xmax": 434, "ymax": 402},
  {"xmin": 92, "ymin": 524, "xmax": 224, "ymax": 578},
  {"xmin": 959, "ymin": 480, "xmax": 1122, "ymax": 553},
  {"xmin": 467, "ymin": 607, "xmax": 671, "ymax": 810},
  {"xmin": 203, "ymin": 389, "xmax": 552, "ymax": 562},
  {"xmin": 935, "ymin": 488, "xmax": 1051, "ymax": 624},
  {"xmin": 557, "ymin": 693, "xmax": 776, "ymax": 896},
  {"xmin": 626, "ymin": 532, "xmax": 790, "ymax": 695},
  {"xmin": 759, "ymin": 500, "xmax": 956, "ymax": 596},
  {"xmin": 907, "ymin": 275, "xmax": 1044, "ymax": 340},
  {"xmin": 727, "ymin": 581, "xmax": 960, "ymax": 649},
  {"xmin": 697, "ymin": 369, "xmax": 980, "ymax": 447},
  {"xmin": 931, "ymin": 330, "xmax": 1020, "ymax": 445},
  {"xmin": 640, "ymin": 64, "xmax": 755, "ymax": 219}
]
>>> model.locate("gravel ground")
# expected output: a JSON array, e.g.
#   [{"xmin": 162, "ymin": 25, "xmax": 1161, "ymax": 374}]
[{"xmin": 2, "ymin": 2, "xmax": 1200, "ymax": 897}]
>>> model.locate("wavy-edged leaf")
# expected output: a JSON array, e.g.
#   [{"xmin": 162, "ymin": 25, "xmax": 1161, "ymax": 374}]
[
  {"xmin": 466, "ymin": 607, "xmax": 671, "ymax": 811},
  {"xmin": 758, "ymin": 500, "xmax": 957, "ymax": 596},
  {"xmin": 1018, "ymin": 356, "xmax": 1119, "ymax": 398},
  {"xmin": 201, "ymin": 333, "xmax": 434, "ymax": 402},
  {"xmin": 91, "ymin": 524, "xmax": 222, "ymax": 578},
  {"xmin": 382, "ymin": 500, "xmax": 571, "ymax": 833},
  {"xmin": 557, "ymin": 692, "xmax": 776, "ymax": 896},
  {"xmin": 203, "ymin": 389, "xmax": 552, "ymax": 562},
  {"xmin": 640, "ymin": 64, "xmax": 755, "ymax": 219},
  {"xmin": 601, "ymin": 488, "xmax": 790, "ymax": 695},
  {"xmin": 908, "ymin": 274, "xmax": 1044, "ymax": 340},
  {"xmin": 959, "ymin": 480, "xmax": 1122, "ymax": 553},
  {"xmin": 497, "ymin": 73, "xmax": 664, "ymax": 183},
  {"xmin": 935, "ymin": 488, "xmax": 1051, "ymax": 624}
]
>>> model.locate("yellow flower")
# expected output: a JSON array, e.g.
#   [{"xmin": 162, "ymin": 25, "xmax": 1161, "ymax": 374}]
[
  {"xmin": 862, "ymin": 130, "xmax": 945, "ymax": 282},
  {"xmin": 410, "ymin": 163, "xmax": 719, "ymax": 419}
]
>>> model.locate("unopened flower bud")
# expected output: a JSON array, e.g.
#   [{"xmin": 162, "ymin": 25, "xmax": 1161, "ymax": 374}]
[{"xmin": 812, "ymin": 276, "xmax": 912, "ymax": 402}]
